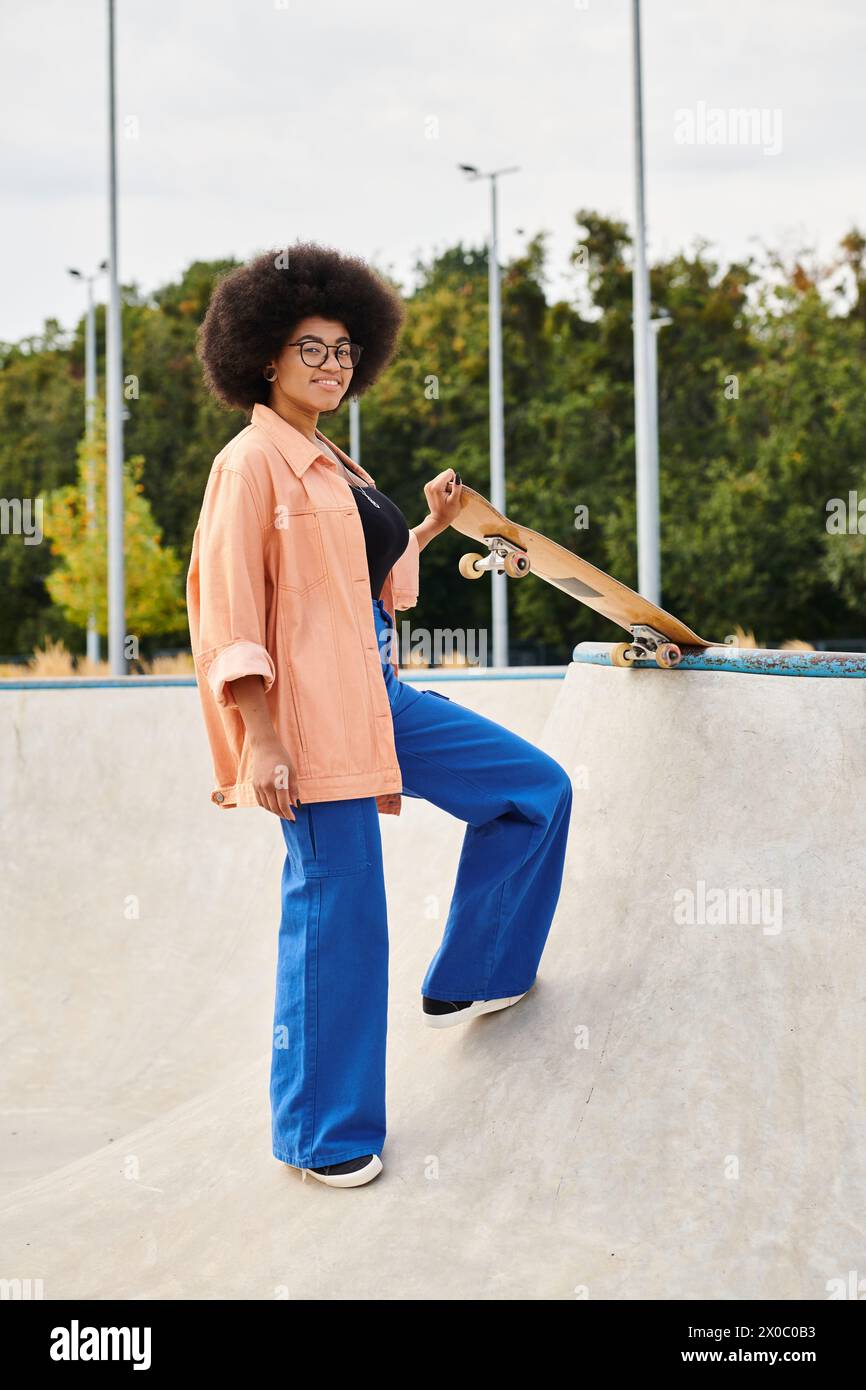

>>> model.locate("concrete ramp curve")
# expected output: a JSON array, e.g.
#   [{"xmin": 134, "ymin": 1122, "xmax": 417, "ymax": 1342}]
[{"xmin": 1, "ymin": 657, "xmax": 863, "ymax": 1299}]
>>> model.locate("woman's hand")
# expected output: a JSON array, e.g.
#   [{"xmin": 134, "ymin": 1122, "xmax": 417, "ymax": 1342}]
[
  {"xmin": 228, "ymin": 673, "xmax": 301, "ymax": 820},
  {"xmin": 249, "ymin": 735, "xmax": 301, "ymax": 820},
  {"xmin": 424, "ymin": 468, "xmax": 463, "ymax": 532}
]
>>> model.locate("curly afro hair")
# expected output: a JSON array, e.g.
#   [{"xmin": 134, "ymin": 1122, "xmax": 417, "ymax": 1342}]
[{"xmin": 196, "ymin": 240, "xmax": 406, "ymax": 412}]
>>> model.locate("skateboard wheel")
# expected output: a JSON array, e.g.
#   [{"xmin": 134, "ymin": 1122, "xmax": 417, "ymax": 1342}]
[
  {"xmin": 459, "ymin": 552, "xmax": 485, "ymax": 580},
  {"xmin": 503, "ymin": 551, "xmax": 530, "ymax": 579},
  {"xmin": 655, "ymin": 643, "xmax": 681, "ymax": 668},
  {"xmin": 610, "ymin": 643, "xmax": 637, "ymax": 668}
]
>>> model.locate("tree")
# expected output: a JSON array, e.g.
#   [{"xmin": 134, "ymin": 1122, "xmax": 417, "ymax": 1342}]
[
  {"xmin": 44, "ymin": 420, "xmax": 187, "ymax": 647},
  {"xmin": 3, "ymin": 226, "xmax": 866, "ymax": 663}
]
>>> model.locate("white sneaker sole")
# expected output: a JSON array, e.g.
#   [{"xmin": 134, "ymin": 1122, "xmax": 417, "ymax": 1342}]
[
  {"xmin": 422, "ymin": 992, "xmax": 528, "ymax": 1029},
  {"xmin": 302, "ymin": 1154, "xmax": 383, "ymax": 1188}
]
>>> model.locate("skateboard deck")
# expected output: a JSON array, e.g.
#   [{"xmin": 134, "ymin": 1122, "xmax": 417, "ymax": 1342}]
[{"xmin": 449, "ymin": 485, "xmax": 712, "ymax": 667}]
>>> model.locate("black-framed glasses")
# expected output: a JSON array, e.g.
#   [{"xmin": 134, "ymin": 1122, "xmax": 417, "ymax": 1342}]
[{"xmin": 285, "ymin": 339, "xmax": 363, "ymax": 369}]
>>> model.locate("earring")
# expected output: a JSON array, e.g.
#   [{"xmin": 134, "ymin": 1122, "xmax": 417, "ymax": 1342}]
[{"xmin": 263, "ymin": 366, "xmax": 277, "ymax": 382}]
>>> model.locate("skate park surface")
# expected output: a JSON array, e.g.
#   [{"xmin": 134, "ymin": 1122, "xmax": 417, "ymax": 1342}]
[{"xmin": 1, "ymin": 654, "xmax": 864, "ymax": 1300}]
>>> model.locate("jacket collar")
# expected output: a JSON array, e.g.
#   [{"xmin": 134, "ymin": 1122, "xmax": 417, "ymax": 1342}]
[{"xmin": 250, "ymin": 403, "xmax": 375, "ymax": 486}]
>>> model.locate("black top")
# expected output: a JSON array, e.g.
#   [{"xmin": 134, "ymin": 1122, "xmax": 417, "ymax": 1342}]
[{"xmin": 346, "ymin": 474, "xmax": 411, "ymax": 600}]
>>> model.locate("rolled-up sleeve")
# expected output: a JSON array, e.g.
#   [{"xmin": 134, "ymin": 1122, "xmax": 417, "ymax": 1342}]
[
  {"xmin": 191, "ymin": 466, "xmax": 275, "ymax": 709},
  {"xmin": 389, "ymin": 527, "xmax": 420, "ymax": 610}
]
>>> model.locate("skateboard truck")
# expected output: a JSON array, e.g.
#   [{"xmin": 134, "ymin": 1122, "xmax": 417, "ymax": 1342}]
[
  {"xmin": 458, "ymin": 535, "xmax": 530, "ymax": 581},
  {"xmin": 611, "ymin": 625, "xmax": 682, "ymax": 669}
]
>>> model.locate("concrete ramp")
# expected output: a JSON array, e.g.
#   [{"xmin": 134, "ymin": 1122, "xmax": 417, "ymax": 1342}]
[
  {"xmin": 539, "ymin": 659, "xmax": 866, "ymax": 1298},
  {"xmin": 1, "ymin": 659, "xmax": 863, "ymax": 1299},
  {"xmin": 0, "ymin": 673, "xmax": 559, "ymax": 1196}
]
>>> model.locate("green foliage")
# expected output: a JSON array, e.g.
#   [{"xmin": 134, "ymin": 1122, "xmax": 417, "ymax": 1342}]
[
  {"xmin": 2, "ymin": 222, "xmax": 866, "ymax": 661},
  {"xmin": 44, "ymin": 421, "xmax": 187, "ymax": 639}
]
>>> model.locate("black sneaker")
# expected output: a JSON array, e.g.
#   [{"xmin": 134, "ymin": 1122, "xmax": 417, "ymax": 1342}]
[
  {"xmin": 303, "ymin": 1154, "xmax": 383, "ymax": 1187},
  {"xmin": 422, "ymin": 992, "xmax": 529, "ymax": 1028}
]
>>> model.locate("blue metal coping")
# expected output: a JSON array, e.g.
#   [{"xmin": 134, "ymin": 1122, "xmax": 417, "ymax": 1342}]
[
  {"xmin": 573, "ymin": 642, "xmax": 866, "ymax": 678},
  {"xmin": 0, "ymin": 668, "xmax": 568, "ymax": 691}
]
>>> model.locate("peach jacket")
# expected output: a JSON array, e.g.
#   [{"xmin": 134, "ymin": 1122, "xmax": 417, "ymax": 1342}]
[{"xmin": 186, "ymin": 403, "xmax": 420, "ymax": 816}]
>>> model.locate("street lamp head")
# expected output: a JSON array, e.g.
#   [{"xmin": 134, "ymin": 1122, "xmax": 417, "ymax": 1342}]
[
  {"xmin": 68, "ymin": 264, "xmax": 107, "ymax": 282},
  {"xmin": 458, "ymin": 163, "xmax": 480, "ymax": 177}
]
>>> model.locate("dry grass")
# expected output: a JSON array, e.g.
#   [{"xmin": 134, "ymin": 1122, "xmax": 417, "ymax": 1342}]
[
  {"xmin": 141, "ymin": 653, "xmax": 195, "ymax": 675},
  {"xmin": 401, "ymin": 652, "xmax": 473, "ymax": 671},
  {"xmin": 0, "ymin": 641, "xmax": 195, "ymax": 679},
  {"xmin": 728, "ymin": 624, "xmax": 814, "ymax": 652},
  {"xmin": 25, "ymin": 640, "xmax": 78, "ymax": 676}
]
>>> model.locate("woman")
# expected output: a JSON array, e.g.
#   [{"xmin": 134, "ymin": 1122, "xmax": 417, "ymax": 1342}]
[{"xmin": 187, "ymin": 242, "xmax": 573, "ymax": 1188}]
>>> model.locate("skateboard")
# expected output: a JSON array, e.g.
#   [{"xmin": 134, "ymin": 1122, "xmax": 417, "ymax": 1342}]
[{"xmin": 449, "ymin": 485, "xmax": 712, "ymax": 667}]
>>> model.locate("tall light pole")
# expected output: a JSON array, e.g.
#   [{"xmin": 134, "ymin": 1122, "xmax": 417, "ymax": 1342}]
[
  {"xmin": 349, "ymin": 395, "xmax": 361, "ymax": 466},
  {"xmin": 648, "ymin": 315, "xmax": 672, "ymax": 505},
  {"xmin": 106, "ymin": 0, "xmax": 126, "ymax": 673},
  {"xmin": 67, "ymin": 262, "xmax": 108, "ymax": 664},
  {"xmin": 630, "ymin": 0, "xmax": 660, "ymax": 604},
  {"xmin": 459, "ymin": 162, "xmax": 519, "ymax": 668}
]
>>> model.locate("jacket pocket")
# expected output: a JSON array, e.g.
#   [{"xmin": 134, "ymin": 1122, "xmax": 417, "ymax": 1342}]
[
  {"xmin": 423, "ymin": 688, "xmax": 453, "ymax": 701},
  {"xmin": 274, "ymin": 512, "xmax": 327, "ymax": 593},
  {"xmin": 271, "ymin": 604, "xmax": 311, "ymax": 779},
  {"xmin": 285, "ymin": 664, "xmax": 308, "ymax": 753}
]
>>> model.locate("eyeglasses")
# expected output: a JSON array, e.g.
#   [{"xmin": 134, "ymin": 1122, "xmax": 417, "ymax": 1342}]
[{"xmin": 285, "ymin": 339, "xmax": 363, "ymax": 369}]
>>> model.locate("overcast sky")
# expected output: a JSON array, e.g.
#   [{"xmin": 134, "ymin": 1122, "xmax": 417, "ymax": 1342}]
[{"xmin": 2, "ymin": 0, "xmax": 864, "ymax": 342}]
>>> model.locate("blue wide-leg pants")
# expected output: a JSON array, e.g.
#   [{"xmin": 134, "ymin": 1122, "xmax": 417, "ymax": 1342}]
[{"xmin": 270, "ymin": 595, "xmax": 573, "ymax": 1168}]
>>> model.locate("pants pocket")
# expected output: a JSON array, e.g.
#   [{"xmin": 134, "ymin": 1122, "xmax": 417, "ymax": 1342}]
[{"xmin": 301, "ymin": 801, "xmax": 371, "ymax": 878}]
